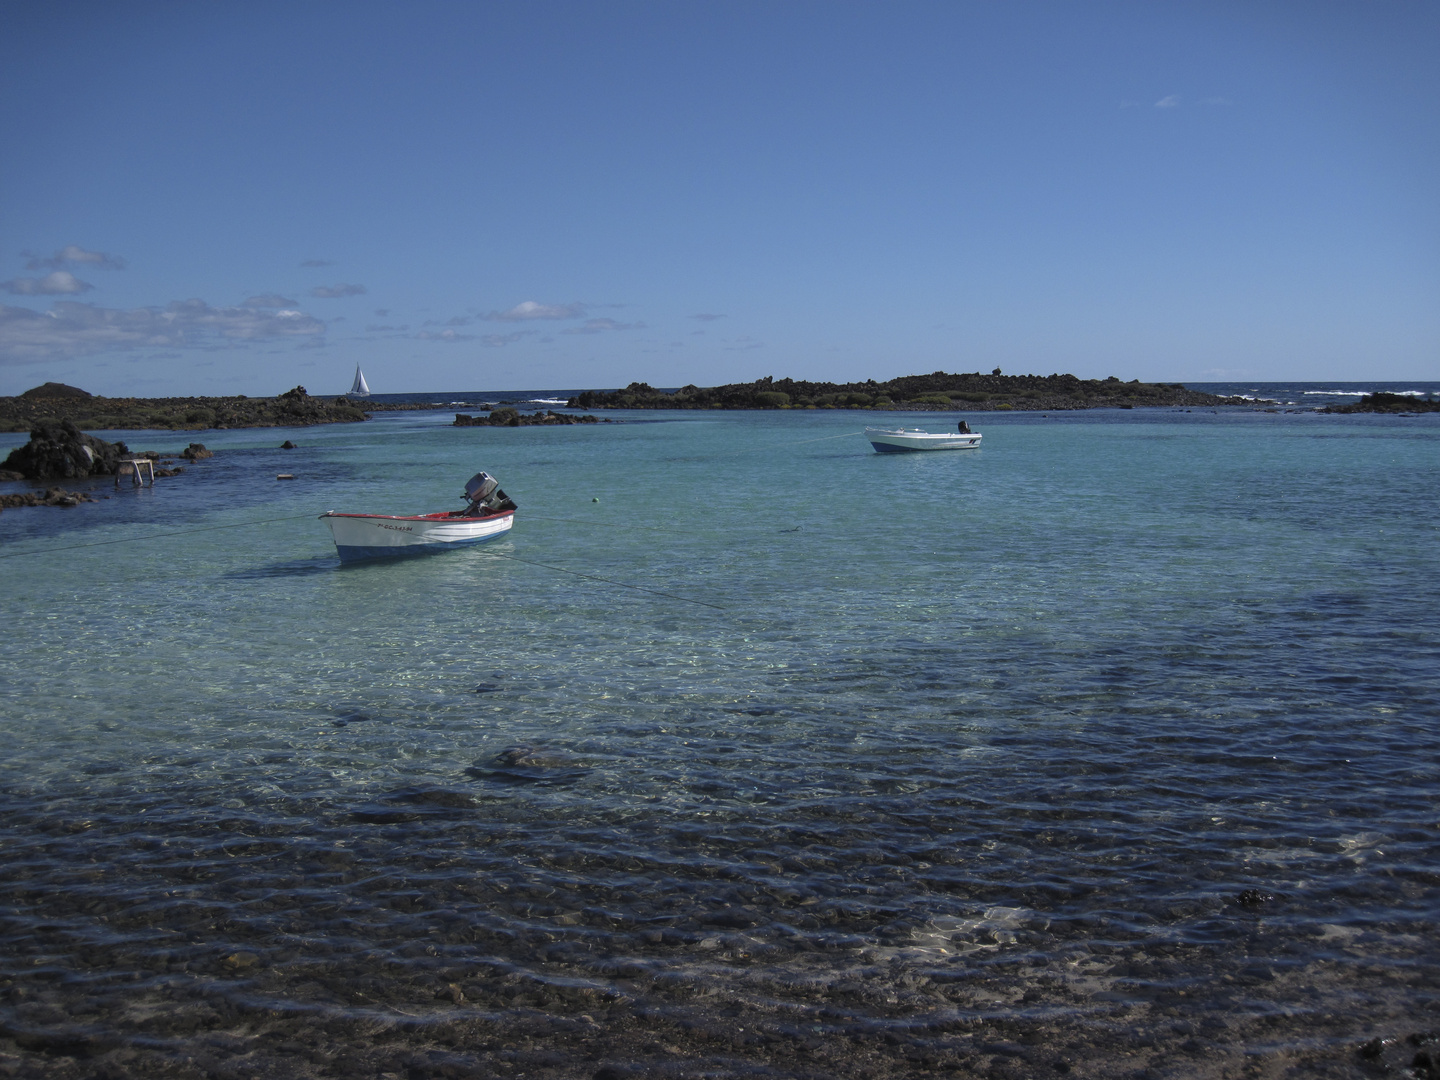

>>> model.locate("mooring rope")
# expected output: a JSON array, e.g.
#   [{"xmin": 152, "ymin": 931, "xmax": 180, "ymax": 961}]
[
  {"xmin": 468, "ymin": 549, "xmax": 727, "ymax": 610},
  {"xmin": 0, "ymin": 428, "xmax": 859, "ymax": 568},
  {"xmin": 685, "ymin": 428, "xmax": 865, "ymax": 460},
  {"xmin": 0, "ymin": 513, "xmax": 317, "ymax": 560}
]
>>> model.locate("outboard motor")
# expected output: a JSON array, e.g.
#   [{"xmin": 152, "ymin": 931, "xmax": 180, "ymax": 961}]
[{"xmin": 461, "ymin": 472, "xmax": 517, "ymax": 516}]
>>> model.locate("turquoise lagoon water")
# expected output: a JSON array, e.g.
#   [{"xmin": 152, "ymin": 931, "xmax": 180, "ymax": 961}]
[{"xmin": 1, "ymin": 404, "xmax": 1438, "ymax": 1077}]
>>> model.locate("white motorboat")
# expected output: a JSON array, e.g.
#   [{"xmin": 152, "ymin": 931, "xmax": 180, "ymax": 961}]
[
  {"xmin": 321, "ymin": 472, "xmax": 515, "ymax": 563},
  {"xmin": 865, "ymin": 424, "xmax": 982, "ymax": 453}
]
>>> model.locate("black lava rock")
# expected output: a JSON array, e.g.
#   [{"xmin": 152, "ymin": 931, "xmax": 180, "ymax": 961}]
[{"xmin": 1, "ymin": 420, "xmax": 129, "ymax": 480}]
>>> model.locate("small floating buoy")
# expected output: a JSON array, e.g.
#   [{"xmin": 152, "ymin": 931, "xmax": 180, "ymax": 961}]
[
  {"xmin": 277, "ymin": 474, "xmax": 295, "ymax": 480},
  {"xmin": 592, "ymin": 497, "xmax": 600, "ymax": 502}
]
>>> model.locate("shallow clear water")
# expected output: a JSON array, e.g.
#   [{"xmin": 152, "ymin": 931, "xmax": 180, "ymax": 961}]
[{"xmin": 2, "ymin": 406, "xmax": 1438, "ymax": 1078}]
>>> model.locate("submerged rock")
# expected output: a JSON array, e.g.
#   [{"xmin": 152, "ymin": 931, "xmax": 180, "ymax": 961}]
[
  {"xmin": 1236, "ymin": 888, "xmax": 1276, "ymax": 907},
  {"xmin": 492, "ymin": 746, "xmax": 562, "ymax": 768},
  {"xmin": 466, "ymin": 746, "xmax": 589, "ymax": 786},
  {"xmin": 351, "ymin": 786, "xmax": 481, "ymax": 823},
  {"xmin": 332, "ymin": 711, "xmax": 377, "ymax": 727},
  {"xmin": 0, "ymin": 486, "xmax": 98, "ymax": 509}
]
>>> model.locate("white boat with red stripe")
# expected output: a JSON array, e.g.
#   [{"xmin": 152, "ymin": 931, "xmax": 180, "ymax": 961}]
[{"xmin": 321, "ymin": 472, "xmax": 515, "ymax": 563}]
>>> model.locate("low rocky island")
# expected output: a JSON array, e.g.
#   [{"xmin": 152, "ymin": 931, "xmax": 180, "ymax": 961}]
[
  {"xmin": 453, "ymin": 408, "xmax": 606, "ymax": 427},
  {"xmin": 0, "ymin": 382, "xmax": 369, "ymax": 433},
  {"xmin": 568, "ymin": 371, "xmax": 1251, "ymax": 411},
  {"xmin": 1319, "ymin": 391, "xmax": 1440, "ymax": 414}
]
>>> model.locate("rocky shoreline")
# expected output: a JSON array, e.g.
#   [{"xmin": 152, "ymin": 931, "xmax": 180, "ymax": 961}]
[
  {"xmin": 0, "ymin": 418, "xmax": 211, "ymax": 514},
  {"xmin": 0, "ymin": 383, "xmax": 369, "ymax": 433},
  {"xmin": 568, "ymin": 371, "xmax": 1254, "ymax": 411},
  {"xmin": 1319, "ymin": 391, "xmax": 1440, "ymax": 414}
]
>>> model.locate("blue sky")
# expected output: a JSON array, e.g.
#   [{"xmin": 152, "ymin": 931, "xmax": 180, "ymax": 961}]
[{"xmin": 1, "ymin": 1, "xmax": 1436, "ymax": 396}]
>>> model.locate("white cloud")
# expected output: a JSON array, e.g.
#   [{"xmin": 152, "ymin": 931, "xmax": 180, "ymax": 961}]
[
  {"xmin": 310, "ymin": 283, "xmax": 367, "ymax": 298},
  {"xmin": 561, "ymin": 318, "xmax": 645, "ymax": 335},
  {"xmin": 3, "ymin": 271, "xmax": 94, "ymax": 295},
  {"xmin": 0, "ymin": 299, "xmax": 325, "ymax": 364},
  {"xmin": 24, "ymin": 245, "xmax": 126, "ymax": 271},
  {"xmin": 1155, "ymin": 95, "xmax": 1180, "ymax": 108},
  {"xmin": 483, "ymin": 300, "xmax": 586, "ymax": 322},
  {"xmin": 242, "ymin": 293, "xmax": 300, "ymax": 308}
]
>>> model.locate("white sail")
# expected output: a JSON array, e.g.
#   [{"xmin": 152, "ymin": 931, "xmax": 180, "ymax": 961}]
[{"xmin": 349, "ymin": 366, "xmax": 371, "ymax": 396}]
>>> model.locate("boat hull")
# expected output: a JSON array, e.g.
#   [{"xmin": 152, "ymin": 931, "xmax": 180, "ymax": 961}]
[
  {"xmin": 865, "ymin": 428, "xmax": 982, "ymax": 453},
  {"xmin": 322, "ymin": 510, "xmax": 514, "ymax": 563}
]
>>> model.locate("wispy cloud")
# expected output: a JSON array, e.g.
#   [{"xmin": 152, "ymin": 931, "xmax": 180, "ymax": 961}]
[
  {"xmin": 3, "ymin": 271, "xmax": 94, "ymax": 296},
  {"xmin": 689, "ymin": 313, "xmax": 726, "ymax": 322},
  {"xmin": 481, "ymin": 331, "xmax": 532, "ymax": 347},
  {"xmin": 242, "ymin": 293, "xmax": 300, "ymax": 308},
  {"xmin": 310, "ymin": 283, "xmax": 367, "ymax": 298},
  {"xmin": 365, "ymin": 323, "xmax": 408, "ymax": 333},
  {"xmin": 1155, "ymin": 95, "xmax": 1180, "ymax": 108},
  {"xmin": 24, "ymin": 245, "xmax": 126, "ymax": 271},
  {"xmin": 416, "ymin": 328, "xmax": 475, "ymax": 342},
  {"xmin": 0, "ymin": 299, "xmax": 324, "ymax": 364},
  {"xmin": 561, "ymin": 318, "xmax": 645, "ymax": 335},
  {"xmin": 482, "ymin": 300, "xmax": 586, "ymax": 322}
]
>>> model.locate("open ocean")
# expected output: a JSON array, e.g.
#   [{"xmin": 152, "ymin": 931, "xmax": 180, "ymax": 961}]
[{"xmin": 1, "ymin": 384, "xmax": 1438, "ymax": 1079}]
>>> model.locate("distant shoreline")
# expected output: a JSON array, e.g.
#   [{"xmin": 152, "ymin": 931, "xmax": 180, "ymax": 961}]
[
  {"xmin": 5, "ymin": 375, "xmax": 1436, "ymax": 434},
  {"xmin": 0, "ymin": 384, "xmax": 371, "ymax": 434},
  {"xmin": 566, "ymin": 372, "xmax": 1252, "ymax": 412}
]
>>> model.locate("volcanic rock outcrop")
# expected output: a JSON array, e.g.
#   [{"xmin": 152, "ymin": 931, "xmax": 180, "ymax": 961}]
[{"xmin": 1, "ymin": 420, "xmax": 130, "ymax": 481}]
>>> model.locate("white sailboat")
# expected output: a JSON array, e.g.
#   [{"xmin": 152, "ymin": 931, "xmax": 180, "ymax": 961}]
[{"xmin": 348, "ymin": 365, "xmax": 371, "ymax": 397}]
